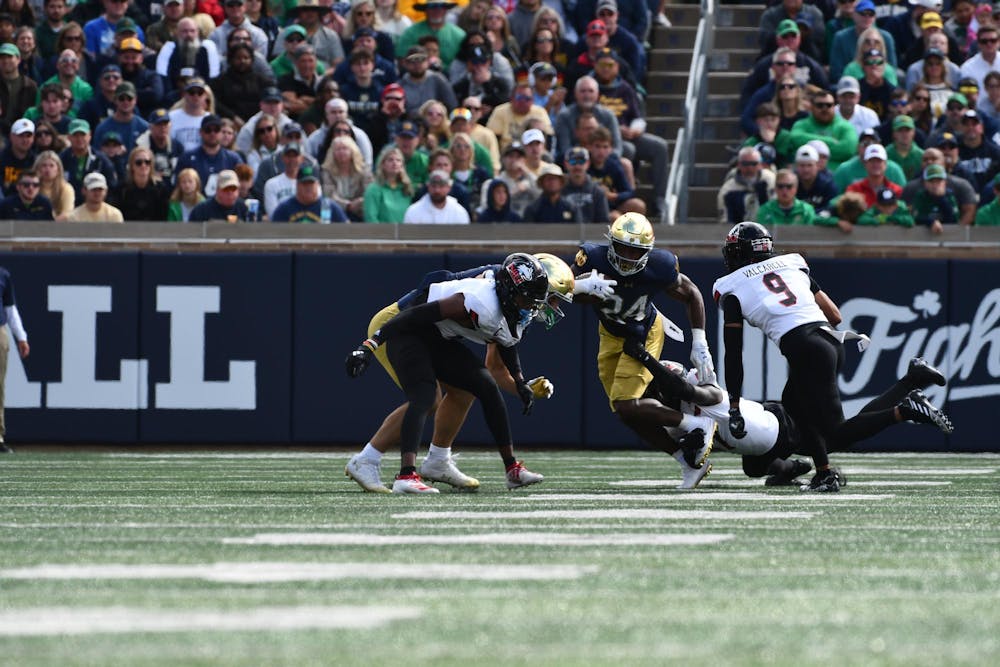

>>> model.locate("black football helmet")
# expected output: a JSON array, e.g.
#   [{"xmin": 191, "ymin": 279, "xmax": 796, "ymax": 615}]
[
  {"xmin": 496, "ymin": 253, "xmax": 549, "ymax": 322},
  {"xmin": 722, "ymin": 221, "xmax": 774, "ymax": 271}
]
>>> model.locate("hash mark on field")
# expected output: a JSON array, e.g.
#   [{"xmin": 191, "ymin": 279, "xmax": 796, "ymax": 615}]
[
  {"xmin": 515, "ymin": 493, "xmax": 895, "ymax": 501},
  {"xmin": 392, "ymin": 509, "xmax": 814, "ymax": 520},
  {"xmin": 222, "ymin": 532, "xmax": 734, "ymax": 547},
  {"xmin": 0, "ymin": 562, "xmax": 599, "ymax": 583},
  {"xmin": 0, "ymin": 606, "xmax": 422, "ymax": 636}
]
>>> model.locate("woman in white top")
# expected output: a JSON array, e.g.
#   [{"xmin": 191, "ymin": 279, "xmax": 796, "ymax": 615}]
[{"xmin": 245, "ymin": 112, "xmax": 280, "ymax": 173}]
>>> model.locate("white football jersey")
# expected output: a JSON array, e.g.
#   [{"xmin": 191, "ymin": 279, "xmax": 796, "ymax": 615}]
[
  {"xmin": 427, "ymin": 275, "xmax": 522, "ymax": 347},
  {"xmin": 712, "ymin": 253, "xmax": 826, "ymax": 345}
]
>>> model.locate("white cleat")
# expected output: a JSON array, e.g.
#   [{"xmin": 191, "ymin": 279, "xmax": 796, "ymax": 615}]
[
  {"xmin": 345, "ymin": 454, "xmax": 390, "ymax": 493},
  {"xmin": 680, "ymin": 415, "xmax": 716, "ymax": 468},
  {"xmin": 419, "ymin": 455, "xmax": 480, "ymax": 490},
  {"xmin": 677, "ymin": 459, "xmax": 712, "ymax": 490},
  {"xmin": 392, "ymin": 473, "xmax": 440, "ymax": 494},
  {"xmin": 506, "ymin": 461, "xmax": 544, "ymax": 490}
]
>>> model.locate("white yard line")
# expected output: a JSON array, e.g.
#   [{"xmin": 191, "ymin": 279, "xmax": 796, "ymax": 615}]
[
  {"xmin": 392, "ymin": 509, "xmax": 814, "ymax": 520},
  {"xmin": 0, "ymin": 606, "xmax": 422, "ymax": 636},
  {"xmin": 0, "ymin": 562, "xmax": 600, "ymax": 583},
  {"xmin": 513, "ymin": 493, "xmax": 895, "ymax": 501},
  {"xmin": 221, "ymin": 532, "xmax": 734, "ymax": 547}
]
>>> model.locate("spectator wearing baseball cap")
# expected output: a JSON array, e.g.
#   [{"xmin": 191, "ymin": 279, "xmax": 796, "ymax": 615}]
[
  {"xmin": 116, "ymin": 36, "xmax": 164, "ymax": 118},
  {"xmin": 187, "ymin": 169, "xmax": 250, "ymax": 222},
  {"xmin": 834, "ymin": 75, "xmax": 880, "ymax": 137},
  {"xmin": 402, "ymin": 167, "xmax": 470, "ymax": 223},
  {"xmin": 59, "ymin": 117, "xmax": 119, "ymax": 205},
  {"xmin": 174, "ymin": 114, "xmax": 246, "ymax": 198},
  {"xmin": 834, "ymin": 128, "xmax": 907, "ymax": 192},
  {"xmin": 886, "ymin": 115, "xmax": 924, "ymax": 180},
  {"xmin": 828, "ymin": 0, "xmax": 898, "ymax": 83},
  {"xmin": 561, "ymin": 145, "xmax": 609, "ymax": 224},
  {"xmin": 843, "ymin": 142, "xmax": 904, "ymax": 209},
  {"xmin": 0, "ymin": 119, "xmax": 35, "ymax": 197},
  {"xmin": 757, "ymin": 0, "xmax": 825, "ymax": 66},
  {"xmin": 956, "ymin": 105, "xmax": 1000, "ymax": 193},
  {"xmin": 276, "ymin": 0, "xmax": 346, "ymax": 70},
  {"xmin": 902, "ymin": 45, "xmax": 955, "ymax": 95},
  {"xmin": 856, "ymin": 184, "xmax": 915, "ymax": 227},
  {"xmin": 756, "ymin": 168, "xmax": 818, "ymax": 226},
  {"xmin": 66, "ymin": 171, "xmax": 124, "ymax": 222},
  {"xmin": 234, "ymin": 86, "xmax": 294, "ymax": 155},
  {"xmin": 399, "ymin": 43, "xmax": 457, "ymax": 117},
  {"xmin": 91, "ymin": 80, "xmax": 149, "ymax": 156},
  {"xmin": 136, "ymin": 108, "xmax": 183, "ymax": 184},
  {"xmin": 0, "ymin": 41, "xmax": 38, "ymax": 128},
  {"xmin": 208, "ymin": 0, "xmax": 270, "ymax": 62},
  {"xmin": 270, "ymin": 163, "xmax": 347, "ymax": 223},
  {"xmin": 522, "ymin": 162, "xmax": 576, "ymax": 223},
  {"xmin": 793, "ymin": 143, "xmax": 838, "ymax": 215},
  {"xmin": 909, "ymin": 162, "xmax": 959, "ymax": 233}
]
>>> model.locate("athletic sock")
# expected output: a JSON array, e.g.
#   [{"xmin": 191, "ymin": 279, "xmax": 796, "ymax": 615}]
[
  {"xmin": 502, "ymin": 456, "xmax": 517, "ymax": 469},
  {"xmin": 426, "ymin": 444, "xmax": 451, "ymax": 461},
  {"xmin": 360, "ymin": 443, "xmax": 383, "ymax": 462},
  {"xmin": 399, "ymin": 465, "xmax": 416, "ymax": 477}
]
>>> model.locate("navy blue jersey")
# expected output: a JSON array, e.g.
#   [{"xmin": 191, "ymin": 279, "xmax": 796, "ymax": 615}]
[
  {"xmin": 574, "ymin": 241, "xmax": 680, "ymax": 339},
  {"xmin": 0, "ymin": 266, "xmax": 14, "ymax": 327}
]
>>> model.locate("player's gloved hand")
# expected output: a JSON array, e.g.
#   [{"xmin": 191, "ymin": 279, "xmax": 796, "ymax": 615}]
[
  {"xmin": 622, "ymin": 337, "xmax": 650, "ymax": 363},
  {"xmin": 345, "ymin": 337, "xmax": 379, "ymax": 378},
  {"xmin": 527, "ymin": 376, "xmax": 555, "ymax": 399},
  {"xmin": 728, "ymin": 406, "xmax": 747, "ymax": 439},
  {"xmin": 690, "ymin": 328, "xmax": 717, "ymax": 384},
  {"xmin": 573, "ymin": 271, "xmax": 617, "ymax": 299},
  {"xmin": 515, "ymin": 379, "xmax": 535, "ymax": 415}
]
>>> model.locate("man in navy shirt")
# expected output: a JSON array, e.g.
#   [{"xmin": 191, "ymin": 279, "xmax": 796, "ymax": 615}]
[
  {"xmin": 0, "ymin": 265, "xmax": 29, "ymax": 453},
  {"xmin": 270, "ymin": 165, "xmax": 347, "ymax": 223},
  {"xmin": 522, "ymin": 163, "xmax": 576, "ymax": 223},
  {"xmin": 93, "ymin": 81, "xmax": 149, "ymax": 154},
  {"xmin": 0, "ymin": 119, "xmax": 38, "ymax": 196},
  {"xmin": 188, "ymin": 169, "xmax": 248, "ymax": 222},
  {"xmin": 0, "ymin": 169, "xmax": 54, "ymax": 220},
  {"xmin": 175, "ymin": 114, "xmax": 245, "ymax": 196}
]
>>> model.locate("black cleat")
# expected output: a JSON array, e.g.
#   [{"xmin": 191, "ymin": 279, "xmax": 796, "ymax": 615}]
[
  {"xmin": 898, "ymin": 390, "xmax": 954, "ymax": 434},
  {"xmin": 830, "ymin": 467, "xmax": 847, "ymax": 487},
  {"xmin": 800, "ymin": 469, "xmax": 841, "ymax": 493},
  {"xmin": 0, "ymin": 444, "xmax": 13, "ymax": 453},
  {"xmin": 907, "ymin": 357, "xmax": 946, "ymax": 387},
  {"xmin": 765, "ymin": 459, "xmax": 812, "ymax": 486}
]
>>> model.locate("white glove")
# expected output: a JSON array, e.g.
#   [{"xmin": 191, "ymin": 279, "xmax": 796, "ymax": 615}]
[
  {"xmin": 573, "ymin": 271, "xmax": 617, "ymax": 299},
  {"xmin": 527, "ymin": 376, "xmax": 555, "ymax": 399},
  {"xmin": 690, "ymin": 328, "xmax": 717, "ymax": 385}
]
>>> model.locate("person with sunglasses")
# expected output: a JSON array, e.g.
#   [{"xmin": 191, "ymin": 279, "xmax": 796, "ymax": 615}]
[
  {"xmin": 145, "ymin": 0, "xmax": 184, "ymax": 53},
  {"xmin": 740, "ymin": 46, "xmax": 814, "ymax": 137},
  {"xmin": 789, "ymin": 89, "xmax": 858, "ymax": 172},
  {"xmin": 175, "ymin": 113, "xmax": 245, "ymax": 197},
  {"xmin": 829, "ymin": 0, "xmax": 897, "ymax": 83},
  {"xmin": 92, "ymin": 80, "xmax": 148, "ymax": 154},
  {"xmin": 114, "ymin": 146, "xmax": 170, "ymax": 221},
  {"xmin": 37, "ymin": 0, "xmax": 70, "ymax": 61},
  {"xmin": 960, "ymin": 25, "xmax": 1000, "ymax": 93},
  {"xmin": 0, "ymin": 168, "xmax": 53, "ymax": 219},
  {"xmin": 83, "ymin": 0, "xmax": 146, "ymax": 60},
  {"xmin": 115, "ymin": 36, "xmax": 163, "ymax": 118},
  {"xmin": 740, "ymin": 23, "xmax": 829, "ymax": 112},
  {"xmin": 208, "ymin": 0, "xmax": 268, "ymax": 60},
  {"xmin": 135, "ymin": 108, "xmax": 182, "ymax": 183}
]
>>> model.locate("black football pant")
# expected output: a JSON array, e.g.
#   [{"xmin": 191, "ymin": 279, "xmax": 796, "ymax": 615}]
[{"xmin": 386, "ymin": 329, "xmax": 512, "ymax": 456}]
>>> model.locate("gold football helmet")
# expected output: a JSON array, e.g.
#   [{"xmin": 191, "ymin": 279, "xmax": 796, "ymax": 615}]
[
  {"xmin": 533, "ymin": 252, "xmax": 575, "ymax": 329},
  {"xmin": 606, "ymin": 212, "xmax": 655, "ymax": 276}
]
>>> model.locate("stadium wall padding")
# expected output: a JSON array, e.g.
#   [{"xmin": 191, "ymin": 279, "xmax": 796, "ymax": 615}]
[{"xmin": 1, "ymin": 251, "xmax": 994, "ymax": 451}]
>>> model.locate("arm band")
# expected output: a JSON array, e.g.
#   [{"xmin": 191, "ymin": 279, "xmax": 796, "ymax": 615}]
[
  {"xmin": 721, "ymin": 295, "xmax": 744, "ymax": 402},
  {"xmin": 496, "ymin": 343, "xmax": 523, "ymax": 381},
  {"xmin": 4, "ymin": 305, "xmax": 26, "ymax": 342}
]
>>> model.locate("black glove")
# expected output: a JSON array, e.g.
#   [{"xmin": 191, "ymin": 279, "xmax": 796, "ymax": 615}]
[
  {"xmin": 622, "ymin": 337, "xmax": 650, "ymax": 363},
  {"xmin": 728, "ymin": 406, "xmax": 747, "ymax": 439},
  {"xmin": 345, "ymin": 339, "xmax": 377, "ymax": 378},
  {"xmin": 516, "ymin": 379, "xmax": 535, "ymax": 416}
]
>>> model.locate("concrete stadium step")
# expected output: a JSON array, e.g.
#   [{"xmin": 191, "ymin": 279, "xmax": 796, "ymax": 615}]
[
  {"xmin": 708, "ymin": 49, "xmax": 760, "ymax": 74},
  {"xmin": 645, "ymin": 94, "xmax": 686, "ymax": 117},
  {"xmin": 687, "ymin": 186, "xmax": 720, "ymax": 220},
  {"xmin": 698, "ymin": 117, "xmax": 744, "ymax": 140},
  {"xmin": 647, "ymin": 49, "xmax": 694, "ymax": 72},
  {"xmin": 646, "ymin": 116, "xmax": 684, "ymax": 138},
  {"xmin": 716, "ymin": 3, "xmax": 766, "ymax": 28},
  {"xmin": 691, "ymin": 163, "xmax": 733, "ymax": 186},
  {"xmin": 654, "ymin": 26, "xmax": 698, "ymax": 50},
  {"xmin": 694, "ymin": 139, "xmax": 740, "ymax": 163},
  {"xmin": 704, "ymin": 94, "xmax": 742, "ymax": 117},
  {"xmin": 646, "ymin": 71, "xmax": 693, "ymax": 96},
  {"xmin": 708, "ymin": 72, "xmax": 749, "ymax": 96},
  {"xmin": 661, "ymin": 3, "xmax": 705, "ymax": 28},
  {"xmin": 712, "ymin": 26, "xmax": 760, "ymax": 51}
]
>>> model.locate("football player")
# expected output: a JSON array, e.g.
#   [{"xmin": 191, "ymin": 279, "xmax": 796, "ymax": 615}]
[
  {"xmin": 572, "ymin": 212, "xmax": 719, "ymax": 489},
  {"xmin": 345, "ymin": 253, "xmax": 617, "ymax": 494},
  {"xmin": 713, "ymin": 221, "xmax": 918, "ymax": 492},
  {"xmin": 645, "ymin": 357, "xmax": 953, "ymax": 487}
]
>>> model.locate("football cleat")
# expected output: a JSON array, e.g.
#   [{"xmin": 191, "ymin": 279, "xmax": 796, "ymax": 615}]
[
  {"xmin": 392, "ymin": 472, "xmax": 440, "ymax": 494},
  {"xmin": 505, "ymin": 461, "xmax": 544, "ymax": 489},
  {"xmin": 765, "ymin": 459, "xmax": 812, "ymax": 487},
  {"xmin": 677, "ymin": 459, "xmax": 712, "ymax": 490},
  {"xmin": 800, "ymin": 469, "xmax": 841, "ymax": 493},
  {"xmin": 898, "ymin": 390, "xmax": 954, "ymax": 434},
  {"xmin": 345, "ymin": 453, "xmax": 390, "ymax": 493},
  {"xmin": 678, "ymin": 416, "xmax": 716, "ymax": 468},
  {"xmin": 419, "ymin": 455, "xmax": 480, "ymax": 491},
  {"xmin": 906, "ymin": 357, "xmax": 947, "ymax": 387},
  {"xmin": 0, "ymin": 443, "xmax": 13, "ymax": 454}
]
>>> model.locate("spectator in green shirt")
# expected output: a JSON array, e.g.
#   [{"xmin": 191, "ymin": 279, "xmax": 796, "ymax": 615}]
[
  {"xmin": 911, "ymin": 163, "xmax": 960, "ymax": 234},
  {"xmin": 974, "ymin": 175, "xmax": 1000, "ymax": 225},
  {"xmin": 857, "ymin": 186, "xmax": 915, "ymax": 226},
  {"xmin": 886, "ymin": 115, "xmax": 924, "ymax": 180},
  {"xmin": 756, "ymin": 168, "xmax": 817, "ymax": 225}
]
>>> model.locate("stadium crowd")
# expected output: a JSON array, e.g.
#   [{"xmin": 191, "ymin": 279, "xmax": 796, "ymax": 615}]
[
  {"xmin": 724, "ymin": 0, "xmax": 1000, "ymax": 231},
  {"xmin": 0, "ymin": 0, "xmax": 671, "ymax": 223}
]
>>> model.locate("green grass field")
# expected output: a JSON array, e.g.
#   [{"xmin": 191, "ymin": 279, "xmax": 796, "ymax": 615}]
[{"xmin": 1, "ymin": 449, "xmax": 998, "ymax": 666}]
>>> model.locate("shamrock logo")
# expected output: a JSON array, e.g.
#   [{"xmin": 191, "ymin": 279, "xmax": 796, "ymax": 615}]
[{"xmin": 912, "ymin": 290, "xmax": 942, "ymax": 318}]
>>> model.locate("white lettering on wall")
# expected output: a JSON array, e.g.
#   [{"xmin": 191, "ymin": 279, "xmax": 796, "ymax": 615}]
[
  {"xmin": 155, "ymin": 286, "xmax": 256, "ymax": 410},
  {"xmin": 46, "ymin": 286, "xmax": 149, "ymax": 409}
]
